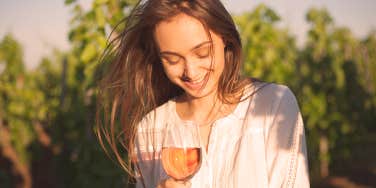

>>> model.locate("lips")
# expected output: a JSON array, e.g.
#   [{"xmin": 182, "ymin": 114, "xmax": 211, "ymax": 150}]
[{"xmin": 183, "ymin": 74, "xmax": 208, "ymax": 90}]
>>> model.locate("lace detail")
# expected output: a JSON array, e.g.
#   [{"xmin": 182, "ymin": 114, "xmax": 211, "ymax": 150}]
[{"xmin": 284, "ymin": 114, "xmax": 302, "ymax": 188}]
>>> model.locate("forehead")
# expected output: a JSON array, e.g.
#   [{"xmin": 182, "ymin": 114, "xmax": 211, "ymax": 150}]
[{"xmin": 154, "ymin": 13, "xmax": 209, "ymax": 52}]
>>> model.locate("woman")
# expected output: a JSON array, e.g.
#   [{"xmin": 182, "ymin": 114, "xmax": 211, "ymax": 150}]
[{"xmin": 96, "ymin": 0, "xmax": 310, "ymax": 187}]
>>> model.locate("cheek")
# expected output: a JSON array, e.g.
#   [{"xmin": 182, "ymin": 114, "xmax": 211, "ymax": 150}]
[
  {"xmin": 161, "ymin": 64, "xmax": 182, "ymax": 80},
  {"xmin": 201, "ymin": 58, "xmax": 214, "ymax": 69},
  {"xmin": 213, "ymin": 48, "xmax": 226, "ymax": 73}
]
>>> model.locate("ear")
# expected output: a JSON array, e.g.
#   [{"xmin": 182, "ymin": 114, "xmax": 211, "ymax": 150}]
[
  {"xmin": 221, "ymin": 38, "xmax": 229, "ymax": 50},
  {"xmin": 224, "ymin": 42, "xmax": 230, "ymax": 51}
]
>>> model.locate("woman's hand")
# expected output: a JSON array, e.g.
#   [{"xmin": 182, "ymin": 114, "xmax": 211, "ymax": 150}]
[{"xmin": 156, "ymin": 178, "xmax": 191, "ymax": 188}]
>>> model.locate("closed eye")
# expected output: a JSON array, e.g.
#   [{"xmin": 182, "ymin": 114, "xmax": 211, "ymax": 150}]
[
  {"xmin": 194, "ymin": 45, "xmax": 210, "ymax": 58},
  {"xmin": 161, "ymin": 55, "xmax": 182, "ymax": 64}
]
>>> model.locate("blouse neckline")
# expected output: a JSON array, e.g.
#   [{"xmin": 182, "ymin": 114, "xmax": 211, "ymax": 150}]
[{"xmin": 169, "ymin": 84, "xmax": 255, "ymax": 124}]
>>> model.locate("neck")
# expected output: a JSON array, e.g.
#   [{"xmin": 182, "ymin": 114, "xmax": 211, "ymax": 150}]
[{"xmin": 176, "ymin": 91, "xmax": 223, "ymax": 124}]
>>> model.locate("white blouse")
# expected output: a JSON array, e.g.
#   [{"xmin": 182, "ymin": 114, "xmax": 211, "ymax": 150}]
[{"xmin": 134, "ymin": 83, "xmax": 310, "ymax": 188}]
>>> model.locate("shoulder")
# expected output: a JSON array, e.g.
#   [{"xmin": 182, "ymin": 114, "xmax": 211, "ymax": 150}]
[
  {"xmin": 247, "ymin": 82, "xmax": 300, "ymax": 117},
  {"xmin": 251, "ymin": 82, "xmax": 295, "ymax": 100},
  {"xmin": 137, "ymin": 99, "xmax": 174, "ymax": 130},
  {"xmin": 251, "ymin": 82, "xmax": 297, "ymax": 104}
]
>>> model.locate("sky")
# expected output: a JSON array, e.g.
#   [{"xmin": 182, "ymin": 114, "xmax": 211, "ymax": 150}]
[{"xmin": 0, "ymin": 0, "xmax": 375, "ymax": 70}]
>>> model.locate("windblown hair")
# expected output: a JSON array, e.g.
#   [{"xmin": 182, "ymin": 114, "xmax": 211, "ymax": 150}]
[{"xmin": 95, "ymin": 0, "xmax": 251, "ymax": 177}]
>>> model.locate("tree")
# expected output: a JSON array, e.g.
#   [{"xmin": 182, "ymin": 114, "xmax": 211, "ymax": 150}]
[
  {"xmin": 44, "ymin": 0, "xmax": 138, "ymax": 187},
  {"xmin": 234, "ymin": 4, "xmax": 298, "ymax": 85},
  {"xmin": 0, "ymin": 0, "xmax": 139, "ymax": 186},
  {"xmin": 296, "ymin": 8, "xmax": 375, "ymax": 179},
  {"xmin": 0, "ymin": 34, "xmax": 32, "ymax": 188}
]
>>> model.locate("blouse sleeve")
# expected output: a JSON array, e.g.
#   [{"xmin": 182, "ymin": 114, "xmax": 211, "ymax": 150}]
[
  {"xmin": 265, "ymin": 87, "xmax": 310, "ymax": 188},
  {"xmin": 134, "ymin": 117, "xmax": 166, "ymax": 188}
]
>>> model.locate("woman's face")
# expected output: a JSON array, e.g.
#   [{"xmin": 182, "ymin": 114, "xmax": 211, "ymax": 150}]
[{"xmin": 154, "ymin": 13, "xmax": 225, "ymax": 99}]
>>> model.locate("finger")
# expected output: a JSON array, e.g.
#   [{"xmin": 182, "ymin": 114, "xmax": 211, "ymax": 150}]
[{"xmin": 164, "ymin": 178, "xmax": 191, "ymax": 188}]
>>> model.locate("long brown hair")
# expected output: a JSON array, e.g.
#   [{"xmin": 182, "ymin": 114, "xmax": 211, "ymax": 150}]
[{"xmin": 95, "ymin": 0, "xmax": 251, "ymax": 176}]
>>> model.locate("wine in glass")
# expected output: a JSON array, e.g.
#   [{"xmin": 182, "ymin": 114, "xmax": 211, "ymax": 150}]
[{"xmin": 161, "ymin": 121, "xmax": 202, "ymax": 181}]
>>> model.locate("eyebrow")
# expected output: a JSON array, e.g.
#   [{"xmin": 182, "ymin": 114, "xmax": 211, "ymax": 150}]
[{"xmin": 160, "ymin": 41, "xmax": 211, "ymax": 56}]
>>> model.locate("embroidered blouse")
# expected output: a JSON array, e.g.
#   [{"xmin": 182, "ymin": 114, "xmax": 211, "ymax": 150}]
[{"xmin": 134, "ymin": 82, "xmax": 310, "ymax": 188}]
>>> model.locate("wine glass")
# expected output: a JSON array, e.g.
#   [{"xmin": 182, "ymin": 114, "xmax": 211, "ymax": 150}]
[{"xmin": 161, "ymin": 120, "xmax": 202, "ymax": 182}]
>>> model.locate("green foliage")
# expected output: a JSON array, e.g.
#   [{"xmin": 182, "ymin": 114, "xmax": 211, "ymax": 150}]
[
  {"xmin": 0, "ymin": 1, "xmax": 138, "ymax": 187},
  {"xmin": 0, "ymin": 34, "xmax": 33, "ymax": 166},
  {"xmin": 297, "ymin": 8, "xmax": 376, "ymax": 179},
  {"xmin": 44, "ymin": 0, "xmax": 139, "ymax": 187},
  {"xmin": 0, "ymin": 34, "xmax": 25, "ymax": 82},
  {"xmin": 234, "ymin": 4, "xmax": 298, "ymax": 84},
  {"xmin": 65, "ymin": 0, "xmax": 76, "ymax": 5},
  {"xmin": 67, "ymin": 0, "xmax": 134, "ymax": 89}
]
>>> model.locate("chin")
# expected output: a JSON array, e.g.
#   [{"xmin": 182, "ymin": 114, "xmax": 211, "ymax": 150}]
[{"xmin": 183, "ymin": 86, "xmax": 217, "ymax": 100}]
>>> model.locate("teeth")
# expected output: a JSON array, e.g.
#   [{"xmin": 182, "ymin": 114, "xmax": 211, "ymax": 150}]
[{"xmin": 190, "ymin": 76, "xmax": 205, "ymax": 84}]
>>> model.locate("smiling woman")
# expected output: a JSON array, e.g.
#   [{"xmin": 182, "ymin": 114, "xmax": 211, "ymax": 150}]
[{"xmin": 96, "ymin": 0, "xmax": 310, "ymax": 188}]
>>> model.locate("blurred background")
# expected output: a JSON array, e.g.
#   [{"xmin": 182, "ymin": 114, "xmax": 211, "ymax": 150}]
[{"xmin": 0, "ymin": 0, "xmax": 375, "ymax": 187}]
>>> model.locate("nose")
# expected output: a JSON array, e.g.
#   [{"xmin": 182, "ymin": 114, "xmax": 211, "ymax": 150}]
[{"xmin": 182, "ymin": 58, "xmax": 199, "ymax": 80}]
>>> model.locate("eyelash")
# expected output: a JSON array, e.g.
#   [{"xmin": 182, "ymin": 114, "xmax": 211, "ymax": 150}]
[
  {"xmin": 161, "ymin": 48, "xmax": 210, "ymax": 64},
  {"xmin": 196, "ymin": 49, "xmax": 210, "ymax": 58},
  {"xmin": 196, "ymin": 53, "xmax": 209, "ymax": 59},
  {"xmin": 163, "ymin": 57, "xmax": 181, "ymax": 64}
]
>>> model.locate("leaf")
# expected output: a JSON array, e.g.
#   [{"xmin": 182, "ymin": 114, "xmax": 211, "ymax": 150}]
[
  {"xmin": 96, "ymin": 35, "xmax": 107, "ymax": 48},
  {"xmin": 95, "ymin": 0, "xmax": 109, "ymax": 5},
  {"xmin": 80, "ymin": 43, "xmax": 97, "ymax": 63},
  {"xmin": 65, "ymin": 0, "xmax": 76, "ymax": 5},
  {"xmin": 95, "ymin": 7, "xmax": 106, "ymax": 28}
]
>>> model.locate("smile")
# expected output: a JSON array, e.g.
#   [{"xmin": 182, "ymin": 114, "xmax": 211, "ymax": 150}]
[{"xmin": 183, "ymin": 74, "xmax": 208, "ymax": 90}]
